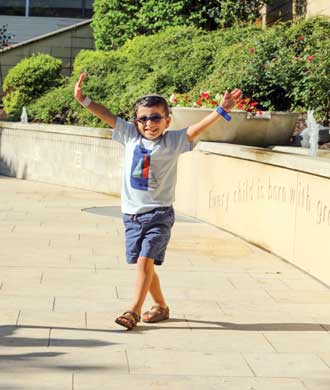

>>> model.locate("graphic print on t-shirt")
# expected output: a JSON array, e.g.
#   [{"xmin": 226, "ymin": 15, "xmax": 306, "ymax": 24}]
[{"xmin": 130, "ymin": 145, "xmax": 152, "ymax": 191}]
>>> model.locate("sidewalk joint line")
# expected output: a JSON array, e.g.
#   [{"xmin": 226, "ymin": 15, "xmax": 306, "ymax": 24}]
[
  {"xmin": 115, "ymin": 286, "xmax": 119, "ymax": 299},
  {"xmin": 40, "ymin": 272, "xmax": 44, "ymax": 284},
  {"xmin": 124, "ymin": 349, "xmax": 130, "ymax": 374},
  {"xmin": 240, "ymin": 353, "xmax": 257, "ymax": 377},
  {"xmin": 94, "ymin": 264, "xmax": 97, "ymax": 273},
  {"xmin": 320, "ymin": 324, "xmax": 328, "ymax": 332},
  {"xmin": 15, "ymin": 310, "xmax": 21, "ymax": 326},
  {"xmin": 85, "ymin": 312, "xmax": 88, "ymax": 328},
  {"xmin": 183, "ymin": 314, "xmax": 192, "ymax": 331},
  {"xmin": 261, "ymin": 332, "xmax": 277, "ymax": 352},
  {"xmin": 47, "ymin": 328, "xmax": 52, "ymax": 347},
  {"xmin": 215, "ymin": 301, "xmax": 226, "ymax": 316},
  {"xmin": 11, "ymin": 225, "xmax": 16, "ymax": 232},
  {"xmin": 72, "ymin": 372, "xmax": 75, "ymax": 390},
  {"xmin": 52, "ymin": 297, "xmax": 56, "ymax": 311}
]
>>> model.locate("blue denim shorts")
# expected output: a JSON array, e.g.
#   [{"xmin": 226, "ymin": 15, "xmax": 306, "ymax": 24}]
[{"xmin": 122, "ymin": 206, "xmax": 175, "ymax": 266}]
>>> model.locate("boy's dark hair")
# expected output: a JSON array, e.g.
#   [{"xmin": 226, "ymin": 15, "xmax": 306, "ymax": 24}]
[{"xmin": 133, "ymin": 94, "xmax": 170, "ymax": 118}]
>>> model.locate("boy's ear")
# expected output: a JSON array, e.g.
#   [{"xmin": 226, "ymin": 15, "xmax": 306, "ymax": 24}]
[{"xmin": 165, "ymin": 116, "xmax": 171, "ymax": 128}]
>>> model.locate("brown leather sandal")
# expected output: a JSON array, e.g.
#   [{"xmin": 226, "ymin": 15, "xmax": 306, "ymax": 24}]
[
  {"xmin": 115, "ymin": 310, "xmax": 140, "ymax": 330},
  {"xmin": 142, "ymin": 305, "xmax": 169, "ymax": 323}
]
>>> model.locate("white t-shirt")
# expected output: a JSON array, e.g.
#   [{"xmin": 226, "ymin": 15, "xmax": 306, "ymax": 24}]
[{"xmin": 112, "ymin": 117, "xmax": 195, "ymax": 214}]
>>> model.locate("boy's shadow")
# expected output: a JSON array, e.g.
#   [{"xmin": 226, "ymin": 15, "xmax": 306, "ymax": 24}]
[{"xmin": 135, "ymin": 318, "xmax": 329, "ymax": 332}]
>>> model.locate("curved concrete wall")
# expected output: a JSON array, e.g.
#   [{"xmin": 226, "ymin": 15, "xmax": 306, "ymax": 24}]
[{"xmin": 175, "ymin": 143, "xmax": 330, "ymax": 286}]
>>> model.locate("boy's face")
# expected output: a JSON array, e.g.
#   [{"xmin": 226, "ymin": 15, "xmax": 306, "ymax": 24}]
[{"xmin": 135, "ymin": 105, "xmax": 171, "ymax": 140}]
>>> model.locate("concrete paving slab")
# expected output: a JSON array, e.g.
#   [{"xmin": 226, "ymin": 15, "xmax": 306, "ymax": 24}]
[
  {"xmin": 1, "ymin": 177, "xmax": 330, "ymax": 388},
  {"xmin": 127, "ymin": 348, "xmax": 254, "ymax": 376},
  {"xmin": 0, "ymin": 372, "xmax": 72, "ymax": 390},
  {"xmin": 302, "ymin": 378, "xmax": 330, "ymax": 390},
  {"xmin": 0, "ymin": 326, "xmax": 50, "ymax": 349},
  {"xmin": 74, "ymin": 374, "xmax": 307, "ymax": 390},
  {"xmin": 244, "ymin": 352, "xmax": 330, "ymax": 378},
  {"xmin": 264, "ymin": 331, "xmax": 330, "ymax": 353}
]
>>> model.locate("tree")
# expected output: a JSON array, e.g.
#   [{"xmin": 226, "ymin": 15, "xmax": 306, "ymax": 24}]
[{"xmin": 0, "ymin": 24, "xmax": 14, "ymax": 50}]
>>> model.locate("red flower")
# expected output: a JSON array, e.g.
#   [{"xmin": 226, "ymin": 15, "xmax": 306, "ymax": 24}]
[
  {"xmin": 196, "ymin": 99, "xmax": 203, "ymax": 106},
  {"xmin": 200, "ymin": 91, "xmax": 210, "ymax": 100},
  {"xmin": 298, "ymin": 35, "xmax": 305, "ymax": 41},
  {"xmin": 307, "ymin": 55, "xmax": 314, "ymax": 61},
  {"xmin": 249, "ymin": 47, "xmax": 255, "ymax": 54}
]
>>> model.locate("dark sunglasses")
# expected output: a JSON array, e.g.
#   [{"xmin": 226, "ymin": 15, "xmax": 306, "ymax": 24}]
[{"xmin": 134, "ymin": 114, "xmax": 167, "ymax": 125}]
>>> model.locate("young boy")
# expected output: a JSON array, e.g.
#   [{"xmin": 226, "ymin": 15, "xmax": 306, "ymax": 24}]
[{"xmin": 74, "ymin": 72, "xmax": 241, "ymax": 330}]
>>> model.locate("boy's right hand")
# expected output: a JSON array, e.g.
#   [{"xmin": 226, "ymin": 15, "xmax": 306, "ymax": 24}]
[{"xmin": 74, "ymin": 72, "xmax": 87, "ymax": 104}]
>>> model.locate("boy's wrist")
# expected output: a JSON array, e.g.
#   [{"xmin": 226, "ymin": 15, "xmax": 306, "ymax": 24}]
[
  {"xmin": 80, "ymin": 96, "xmax": 92, "ymax": 108},
  {"xmin": 216, "ymin": 106, "xmax": 231, "ymax": 121}
]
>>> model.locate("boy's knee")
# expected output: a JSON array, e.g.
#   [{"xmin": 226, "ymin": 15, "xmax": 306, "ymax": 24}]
[{"xmin": 137, "ymin": 256, "xmax": 154, "ymax": 273}]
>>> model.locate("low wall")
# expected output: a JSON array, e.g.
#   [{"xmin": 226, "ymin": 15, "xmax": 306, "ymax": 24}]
[
  {"xmin": 1, "ymin": 121, "xmax": 329, "ymax": 286},
  {"xmin": 0, "ymin": 122, "xmax": 123, "ymax": 195},
  {"xmin": 175, "ymin": 143, "xmax": 330, "ymax": 286}
]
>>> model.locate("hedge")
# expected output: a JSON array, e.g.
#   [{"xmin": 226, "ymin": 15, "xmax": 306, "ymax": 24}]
[
  {"xmin": 3, "ymin": 54, "xmax": 63, "ymax": 120},
  {"xmin": 25, "ymin": 17, "xmax": 330, "ymax": 126}
]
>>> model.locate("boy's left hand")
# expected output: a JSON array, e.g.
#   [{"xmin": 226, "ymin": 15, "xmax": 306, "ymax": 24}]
[{"xmin": 220, "ymin": 88, "xmax": 242, "ymax": 112}]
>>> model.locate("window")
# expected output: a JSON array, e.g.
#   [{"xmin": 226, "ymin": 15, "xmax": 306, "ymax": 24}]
[{"xmin": 0, "ymin": 0, "xmax": 93, "ymax": 18}]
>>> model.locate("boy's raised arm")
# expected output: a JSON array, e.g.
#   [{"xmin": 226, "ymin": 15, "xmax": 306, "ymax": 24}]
[
  {"xmin": 186, "ymin": 88, "xmax": 242, "ymax": 142},
  {"xmin": 74, "ymin": 72, "xmax": 117, "ymax": 128}
]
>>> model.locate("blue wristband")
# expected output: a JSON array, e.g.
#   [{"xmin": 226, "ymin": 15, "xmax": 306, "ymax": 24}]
[{"xmin": 216, "ymin": 106, "xmax": 232, "ymax": 122}]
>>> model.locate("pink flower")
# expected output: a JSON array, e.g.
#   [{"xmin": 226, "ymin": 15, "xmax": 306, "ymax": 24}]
[
  {"xmin": 307, "ymin": 55, "xmax": 314, "ymax": 61},
  {"xmin": 249, "ymin": 47, "xmax": 255, "ymax": 54}
]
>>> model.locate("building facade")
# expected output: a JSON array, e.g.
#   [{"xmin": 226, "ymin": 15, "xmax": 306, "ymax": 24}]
[
  {"xmin": 0, "ymin": 0, "xmax": 94, "ymax": 18},
  {"xmin": 263, "ymin": 0, "xmax": 330, "ymax": 25}
]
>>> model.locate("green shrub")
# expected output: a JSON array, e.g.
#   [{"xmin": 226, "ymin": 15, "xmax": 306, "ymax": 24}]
[
  {"xmin": 29, "ymin": 17, "xmax": 330, "ymax": 126},
  {"xmin": 27, "ymin": 85, "xmax": 76, "ymax": 124},
  {"xmin": 195, "ymin": 17, "xmax": 330, "ymax": 123},
  {"xmin": 92, "ymin": 0, "xmax": 269, "ymax": 50},
  {"xmin": 3, "ymin": 53, "xmax": 63, "ymax": 120}
]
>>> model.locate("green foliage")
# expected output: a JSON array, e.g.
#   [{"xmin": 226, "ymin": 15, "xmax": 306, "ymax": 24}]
[
  {"xmin": 218, "ymin": 0, "xmax": 268, "ymax": 27},
  {"xmin": 29, "ymin": 17, "xmax": 330, "ymax": 126},
  {"xmin": 27, "ymin": 85, "xmax": 76, "ymax": 125},
  {"xmin": 3, "ymin": 54, "xmax": 63, "ymax": 120},
  {"xmin": 196, "ymin": 17, "xmax": 330, "ymax": 123},
  {"xmin": 92, "ymin": 0, "xmax": 270, "ymax": 50}
]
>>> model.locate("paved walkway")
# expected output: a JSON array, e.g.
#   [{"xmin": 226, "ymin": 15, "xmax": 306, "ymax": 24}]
[{"xmin": 0, "ymin": 176, "xmax": 330, "ymax": 390}]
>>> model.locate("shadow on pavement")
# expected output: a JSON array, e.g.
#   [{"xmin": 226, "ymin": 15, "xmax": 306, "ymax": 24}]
[
  {"xmin": 136, "ymin": 318, "xmax": 330, "ymax": 332},
  {"xmin": 82, "ymin": 206, "xmax": 200, "ymax": 223},
  {"xmin": 0, "ymin": 325, "xmax": 117, "ymax": 348}
]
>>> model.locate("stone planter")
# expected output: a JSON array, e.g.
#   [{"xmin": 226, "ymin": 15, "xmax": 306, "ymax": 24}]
[{"xmin": 169, "ymin": 107, "xmax": 299, "ymax": 147}]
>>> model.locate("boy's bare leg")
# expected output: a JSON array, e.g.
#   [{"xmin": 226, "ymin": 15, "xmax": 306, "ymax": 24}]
[
  {"xmin": 130, "ymin": 256, "xmax": 155, "ymax": 316},
  {"xmin": 148, "ymin": 271, "xmax": 167, "ymax": 308},
  {"xmin": 117, "ymin": 257, "xmax": 168, "ymax": 328}
]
